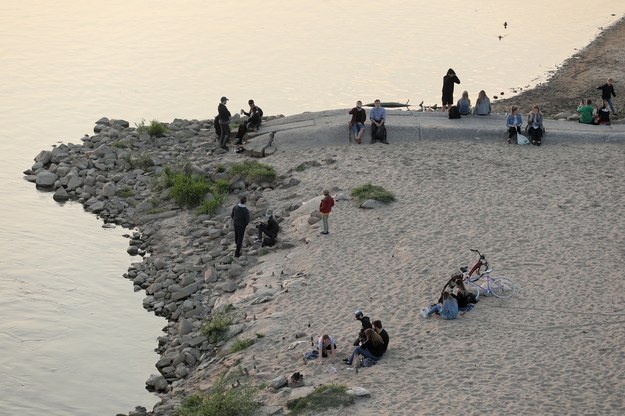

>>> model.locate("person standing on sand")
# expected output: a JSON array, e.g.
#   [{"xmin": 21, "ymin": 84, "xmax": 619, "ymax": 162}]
[
  {"xmin": 348, "ymin": 100, "xmax": 367, "ymax": 144},
  {"xmin": 217, "ymin": 96, "xmax": 231, "ymax": 150},
  {"xmin": 441, "ymin": 68, "xmax": 461, "ymax": 111},
  {"xmin": 319, "ymin": 189, "xmax": 334, "ymax": 235},
  {"xmin": 597, "ymin": 78, "xmax": 617, "ymax": 115},
  {"xmin": 231, "ymin": 196, "xmax": 250, "ymax": 258},
  {"xmin": 369, "ymin": 99, "xmax": 388, "ymax": 144},
  {"xmin": 506, "ymin": 106, "xmax": 523, "ymax": 144}
]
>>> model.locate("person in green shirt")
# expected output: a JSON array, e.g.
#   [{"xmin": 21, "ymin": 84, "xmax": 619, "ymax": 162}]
[{"xmin": 577, "ymin": 99, "xmax": 597, "ymax": 124}]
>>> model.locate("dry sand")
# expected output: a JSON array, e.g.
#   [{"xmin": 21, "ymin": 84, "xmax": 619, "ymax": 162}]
[{"xmin": 195, "ymin": 139, "xmax": 625, "ymax": 415}]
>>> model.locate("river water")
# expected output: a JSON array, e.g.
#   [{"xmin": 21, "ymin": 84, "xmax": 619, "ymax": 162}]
[{"xmin": 1, "ymin": 1, "xmax": 624, "ymax": 415}]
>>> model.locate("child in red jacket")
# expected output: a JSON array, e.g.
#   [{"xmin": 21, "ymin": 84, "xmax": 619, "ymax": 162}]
[{"xmin": 319, "ymin": 189, "xmax": 335, "ymax": 235}]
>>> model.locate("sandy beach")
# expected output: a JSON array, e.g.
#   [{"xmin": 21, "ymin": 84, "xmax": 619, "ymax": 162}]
[{"xmin": 189, "ymin": 138, "xmax": 625, "ymax": 415}]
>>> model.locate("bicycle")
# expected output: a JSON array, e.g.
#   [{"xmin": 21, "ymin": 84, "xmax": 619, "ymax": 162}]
[{"xmin": 459, "ymin": 249, "xmax": 516, "ymax": 299}]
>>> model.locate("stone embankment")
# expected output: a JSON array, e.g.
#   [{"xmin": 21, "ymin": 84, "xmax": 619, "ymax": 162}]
[{"xmin": 23, "ymin": 114, "xmax": 323, "ymax": 415}]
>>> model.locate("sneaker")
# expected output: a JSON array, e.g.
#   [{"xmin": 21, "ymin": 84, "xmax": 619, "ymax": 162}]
[{"xmin": 420, "ymin": 309, "xmax": 429, "ymax": 319}]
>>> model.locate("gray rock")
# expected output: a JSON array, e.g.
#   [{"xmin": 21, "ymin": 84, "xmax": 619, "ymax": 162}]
[
  {"xmin": 271, "ymin": 375, "xmax": 288, "ymax": 390},
  {"xmin": 171, "ymin": 282, "xmax": 200, "ymax": 301},
  {"xmin": 360, "ymin": 199, "xmax": 382, "ymax": 209},
  {"xmin": 102, "ymin": 182, "xmax": 117, "ymax": 197},
  {"xmin": 66, "ymin": 174, "xmax": 84, "ymax": 191},
  {"xmin": 53, "ymin": 187, "xmax": 70, "ymax": 202},
  {"xmin": 146, "ymin": 374, "xmax": 168, "ymax": 392},
  {"xmin": 347, "ymin": 387, "xmax": 371, "ymax": 397},
  {"xmin": 35, "ymin": 170, "xmax": 58, "ymax": 188}
]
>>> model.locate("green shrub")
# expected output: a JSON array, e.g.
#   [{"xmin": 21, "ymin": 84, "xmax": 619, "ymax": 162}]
[
  {"xmin": 215, "ymin": 164, "xmax": 226, "ymax": 173},
  {"xmin": 228, "ymin": 160, "xmax": 276, "ymax": 183},
  {"xmin": 197, "ymin": 195, "xmax": 224, "ymax": 215},
  {"xmin": 287, "ymin": 384, "xmax": 355, "ymax": 414},
  {"xmin": 175, "ymin": 375, "xmax": 258, "ymax": 416},
  {"xmin": 211, "ymin": 178, "xmax": 231, "ymax": 195},
  {"xmin": 116, "ymin": 187, "xmax": 134, "ymax": 198},
  {"xmin": 136, "ymin": 119, "xmax": 169, "ymax": 138},
  {"xmin": 230, "ymin": 338, "xmax": 255, "ymax": 353},
  {"xmin": 201, "ymin": 311, "xmax": 234, "ymax": 343},
  {"xmin": 170, "ymin": 173, "xmax": 211, "ymax": 208},
  {"xmin": 351, "ymin": 183, "xmax": 396, "ymax": 203}
]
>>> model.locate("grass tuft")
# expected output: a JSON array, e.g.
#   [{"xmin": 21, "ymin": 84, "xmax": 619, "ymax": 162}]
[
  {"xmin": 201, "ymin": 310, "xmax": 234, "ymax": 343},
  {"xmin": 174, "ymin": 374, "xmax": 259, "ymax": 416},
  {"xmin": 228, "ymin": 160, "xmax": 276, "ymax": 183},
  {"xmin": 230, "ymin": 338, "xmax": 255, "ymax": 353},
  {"xmin": 351, "ymin": 183, "xmax": 395, "ymax": 203}
]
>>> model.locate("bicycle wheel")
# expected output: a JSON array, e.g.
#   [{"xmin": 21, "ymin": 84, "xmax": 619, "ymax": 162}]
[{"xmin": 489, "ymin": 276, "xmax": 515, "ymax": 298}]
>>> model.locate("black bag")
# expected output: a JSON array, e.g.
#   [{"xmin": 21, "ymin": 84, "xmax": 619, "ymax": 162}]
[
  {"xmin": 373, "ymin": 124, "xmax": 387, "ymax": 141},
  {"xmin": 448, "ymin": 106, "xmax": 461, "ymax": 119}
]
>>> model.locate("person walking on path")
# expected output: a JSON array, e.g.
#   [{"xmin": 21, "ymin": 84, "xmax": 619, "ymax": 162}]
[
  {"xmin": 231, "ymin": 196, "xmax": 250, "ymax": 257},
  {"xmin": 319, "ymin": 189, "xmax": 335, "ymax": 235},
  {"xmin": 441, "ymin": 68, "xmax": 461, "ymax": 111},
  {"xmin": 348, "ymin": 100, "xmax": 367, "ymax": 144},
  {"xmin": 597, "ymin": 78, "xmax": 617, "ymax": 115},
  {"xmin": 218, "ymin": 96, "xmax": 231, "ymax": 150}
]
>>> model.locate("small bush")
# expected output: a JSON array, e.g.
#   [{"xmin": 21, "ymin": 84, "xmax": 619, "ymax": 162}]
[
  {"xmin": 175, "ymin": 375, "xmax": 259, "ymax": 416},
  {"xmin": 211, "ymin": 178, "xmax": 231, "ymax": 195},
  {"xmin": 197, "ymin": 195, "xmax": 224, "ymax": 215},
  {"xmin": 136, "ymin": 119, "xmax": 169, "ymax": 138},
  {"xmin": 201, "ymin": 311, "xmax": 234, "ymax": 343},
  {"xmin": 228, "ymin": 160, "xmax": 276, "ymax": 183},
  {"xmin": 287, "ymin": 384, "xmax": 355, "ymax": 414},
  {"xmin": 116, "ymin": 187, "xmax": 134, "ymax": 198},
  {"xmin": 170, "ymin": 173, "xmax": 211, "ymax": 208},
  {"xmin": 351, "ymin": 183, "xmax": 396, "ymax": 203},
  {"xmin": 215, "ymin": 164, "xmax": 226, "ymax": 173},
  {"xmin": 230, "ymin": 338, "xmax": 255, "ymax": 353}
]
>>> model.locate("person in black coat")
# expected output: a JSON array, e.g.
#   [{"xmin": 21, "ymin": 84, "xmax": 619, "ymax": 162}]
[
  {"xmin": 441, "ymin": 68, "xmax": 461, "ymax": 111},
  {"xmin": 353, "ymin": 310, "xmax": 372, "ymax": 346},
  {"xmin": 231, "ymin": 196, "xmax": 250, "ymax": 257},
  {"xmin": 256, "ymin": 209, "xmax": 279, "ymax": 246},
  {"xmin": 597, "ymin": 78, "xmax": 617, "ymax": 115},
  {"xmin": 218, "ymin": 96, "xmax": 231, "ymax": 150}
]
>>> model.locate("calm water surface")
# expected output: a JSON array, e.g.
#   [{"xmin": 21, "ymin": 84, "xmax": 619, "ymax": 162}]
[{"xmin": 1, "ymin": 1, "xmax": 624, "ymax": 415}]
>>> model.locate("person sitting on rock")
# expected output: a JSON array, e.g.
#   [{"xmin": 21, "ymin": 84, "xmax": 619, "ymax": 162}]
[
  {"xmin": 256, "ymin": 209, "xmax": 279, "ymax": 247},
  {"xmin": 235, "ymin": 99, "xmax": 263, "ymax": 145}
]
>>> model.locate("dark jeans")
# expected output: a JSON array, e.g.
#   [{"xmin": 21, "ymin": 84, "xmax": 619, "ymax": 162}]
[
  {"xmin": 528, "ymin": 126, "xmax": 543, "ymax": 142},
  {"xmin": 219, "ymin": 121, "xmax": 231, "ymax": 148},
  {"xmin": 507, "ymin": 126, "xmax": 521, "ymax": 139},
  {"xmin": 234, "ymin": 225, "xmax": 246, "ymax": 256},
  {"xmin": 371, "ymin": 123, "xmax": 387, "ymax": 143}
]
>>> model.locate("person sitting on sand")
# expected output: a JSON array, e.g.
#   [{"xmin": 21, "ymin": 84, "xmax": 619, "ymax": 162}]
[
  {"xmin": 420, "ymin": 291, "xmax": 459, "ymax": 320},
  {"xmin": 369, "ymin": 99, "xmax": 388, "ymax": 144},
  {"xmin": 577, "ymin": 99, "xmax": 597, "ymax": 124},
  {"xmin": 343, "ymin": 328, "xmax": 385, "ymax": 366},
  {"xmin": 596, "ymin": 100, "xmax": 611, "ymax": 125},
  {"xmin": 318, "ymin": 334, "xmax": 337, "ymax": 359},
  {"xmin": 474, "ymin": 90, "xmax": 492, "ymax": 115},
  {"xmin": 372, "ymin": 320, "xmax": 389, "ymax": 355},
  {"xmin": 353, "ymin": 310, "xmax": 372, "ymax": 346},
  {"xmin": 348, "ymin": 100, "xmax": 367, "ymax": 144},
  {"xmin": 457, "ymin": 91, "xmax": 471, "ymax": 115},
  {"xmin": 526, "ymin": 105, "xmax": 545, "ymax": 146},
  {"xmin": 452, "ymin": 277, "xmax": 477, "ymax": 313},
  {"xmin": 506, "ymin": 106, "xmax": 523, "ymax": 144},
  {"xmin": 255, "ymin": 209, "xmax": 279, "ymax": 247}
]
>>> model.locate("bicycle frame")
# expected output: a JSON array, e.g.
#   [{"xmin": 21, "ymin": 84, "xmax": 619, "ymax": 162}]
[{"xmin": 459, "ymin": 249, "xmax": 515, "ymax": 299}]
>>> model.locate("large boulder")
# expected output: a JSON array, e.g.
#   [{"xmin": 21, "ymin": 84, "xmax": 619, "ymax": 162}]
[{"xmin": 35, "ymin": 170, "xmax": 58, "ymax": 188}]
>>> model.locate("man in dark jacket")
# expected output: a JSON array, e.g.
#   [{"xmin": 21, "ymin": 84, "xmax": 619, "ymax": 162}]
[
  {"xmin": 597, "ymin": 78, "xmax": 617, "ymax": 115},
  {"xmin": 256, "ymin": 209, "xmax": 279, "ymax": 247},
  {"xmin": 218, "ymin": 96, "xmax": 231, "ymax": 150},
  {"xmin": 231, "ymin": 196, "xmax": 250, "ymax": 257},
  {"xmin": 372, "ymin": 320, "xmax": 389, "ymax": 355},
  {"xmin": 353, "ymin": 310, "xmax": 372, "ymax": 346}
]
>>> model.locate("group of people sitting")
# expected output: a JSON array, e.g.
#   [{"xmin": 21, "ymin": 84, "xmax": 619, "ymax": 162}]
[
  {"xmin": 577, "ymin": 99, "xmax": 612, "ymax": 126},
  {"xmin": 505, "ymin": 104, "xmax": 545, "ymax": 146},
  {"xmin": 348, "ymin": 100, "xmax": 388, "ymax": 144},
  {"xmin": 420, "ymin": 272, "xmax": 478, "ymax": 320},
  {"xmin": 215, "ymin": 98, "xmax": 264, "ymax": 150},
  {"xmin": 317, "ymin": 310, "xmax": 390, "ymax": 368}
]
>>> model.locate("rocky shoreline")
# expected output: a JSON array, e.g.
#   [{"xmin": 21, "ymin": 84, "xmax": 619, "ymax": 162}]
[{"xmin": 24, "ymin": 115, "xmax": 329, "ymax": 415}]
